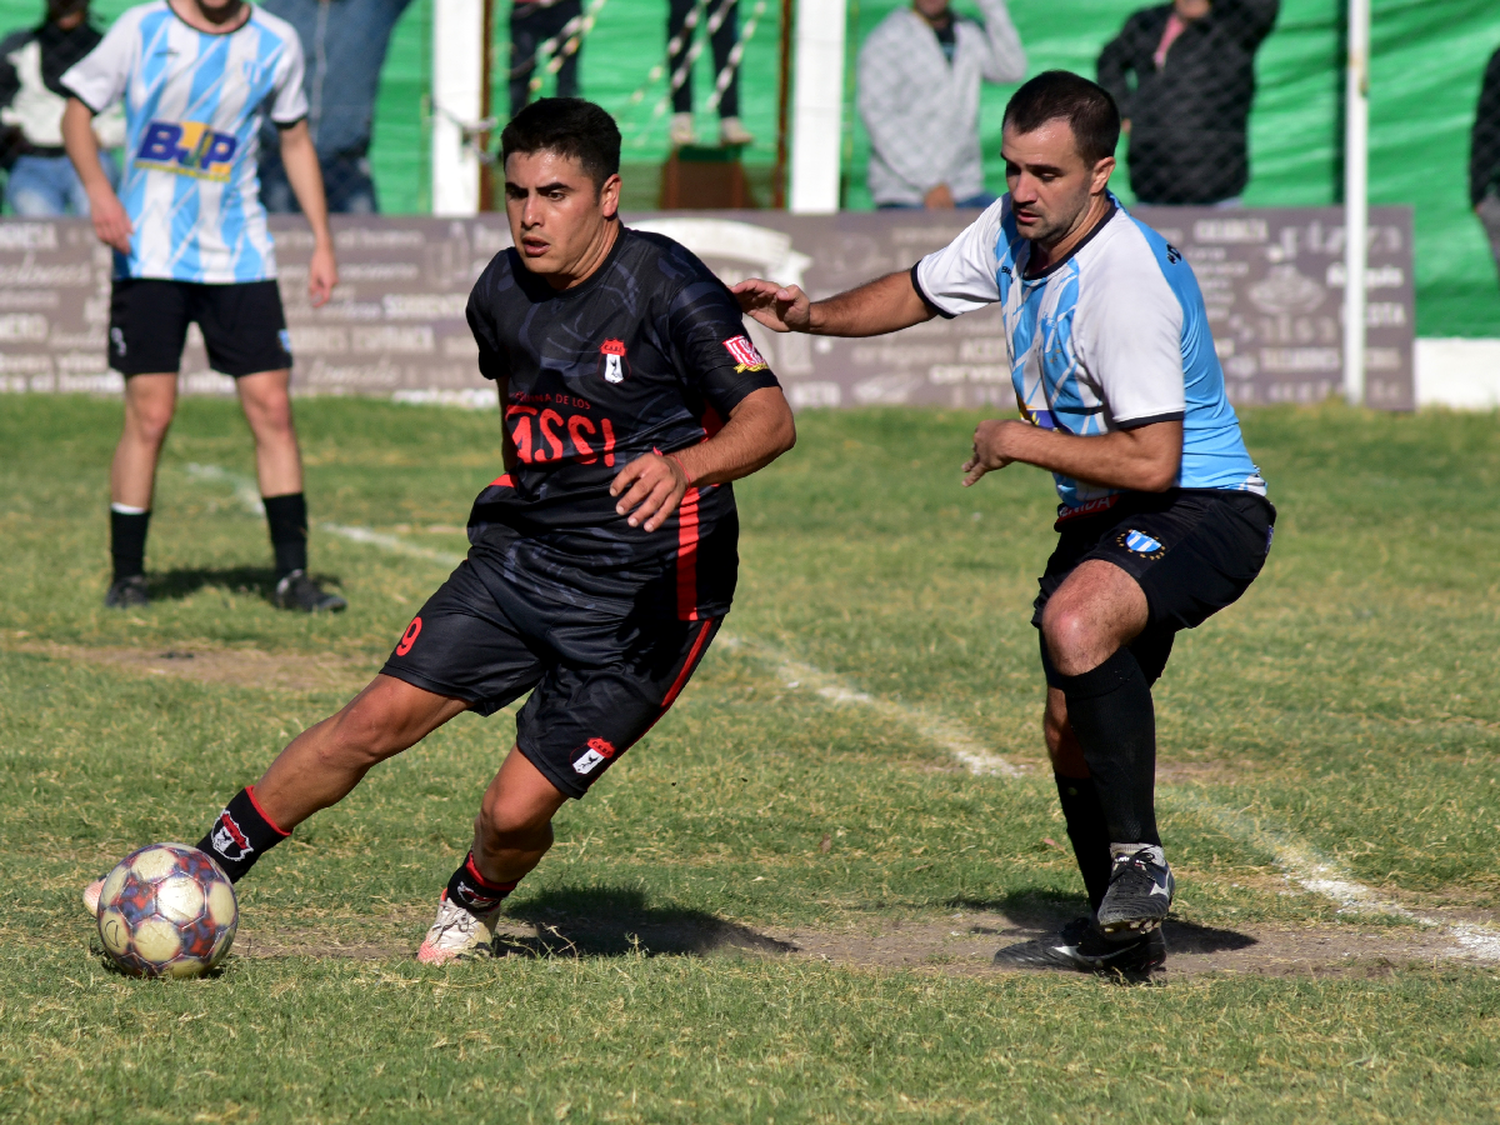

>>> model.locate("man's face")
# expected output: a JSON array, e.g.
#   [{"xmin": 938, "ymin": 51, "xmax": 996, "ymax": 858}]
[
  {"xmin": 1002, "ymin": 119, "xmax": 1113, "ymax": 246},
  {"xmin": 913, "ymin": 0, "xmax": 951, "ymax": 22},
  {"xmin": 1174, "ymin": 0, "xmax": 1211, "ymax": 19},
  {"xmin": 504, "ymin": 150, "xmax": 621, "ymax": 287}
]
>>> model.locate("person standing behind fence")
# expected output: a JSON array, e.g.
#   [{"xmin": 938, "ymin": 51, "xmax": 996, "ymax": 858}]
[
  {"xmin": 257, "ymin": 0, "xmax": 413, "ymax": 213},
  {"xmin": 667, "ymin": 0, "xmax": 753, "ymax": 147},
  {"xmin": 1097, "ymin": 0, "xmax": 1278, "ymax": 207},
  {"xmin": 857, "ymin": 0, "xmax": 1026, "ymax": 210},
  {"xmin": 0, "ymin": 0, "xmax": 121, "ymax": 215},
  {"xmin": 510, "ymin": 0, "xmax": 582, "ymax": 117},
  {"xmin": 1470, "ymin": 43, "xmax": 1500, "ymax": 284}
]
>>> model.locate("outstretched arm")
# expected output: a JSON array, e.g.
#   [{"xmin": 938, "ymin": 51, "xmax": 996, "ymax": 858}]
[
  {"xmin": 610, "ymin": 386, "xmax": 797, "ymax": 532},
  {"xmin": 963, "ymin": 418, "xmax": 1183, "ymax": 492},
  {"xmin": 279, "ymin": 121, "xmax": 338, "ymax": 308},
  {"xmin": 732, "ymin": 270, "xmax": 934, "ymax": 337}
]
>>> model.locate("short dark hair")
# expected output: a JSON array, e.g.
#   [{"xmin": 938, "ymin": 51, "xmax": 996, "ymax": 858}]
[
  {"xmin": 1002, "ymin": 70, "xmax": 1120, "ymax": 165},
  {"xmin": 500, "ymin": 98, "xmax": 621, "ymax": 190}
]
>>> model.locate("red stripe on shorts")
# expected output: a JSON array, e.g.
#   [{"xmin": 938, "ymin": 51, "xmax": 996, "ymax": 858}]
[
  {"xmin": 660, "ymin": 617, "xmax": 716, "ymax": 712},
  {"xmin": 676, "ymin": 486, "xmax": 700, "ymax": 621}
]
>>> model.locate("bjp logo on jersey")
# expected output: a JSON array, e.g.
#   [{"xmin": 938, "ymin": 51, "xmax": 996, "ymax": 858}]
[
  {"xmin": 134, "ymin": 120, "xmax": 238, "ymax": 182},
  {"xmin": 599, "ymin": 338, "xmax": 629, "ymax": 384}
]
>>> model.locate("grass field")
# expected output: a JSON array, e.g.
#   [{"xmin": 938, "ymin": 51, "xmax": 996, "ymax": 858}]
[{"xmin": 2, "ymin": 396, "xmax": 1499, "ymax": 1123}]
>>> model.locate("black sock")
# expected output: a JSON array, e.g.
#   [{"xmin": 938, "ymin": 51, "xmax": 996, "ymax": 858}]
[
  {"xmin": 109, "ymin": 507, "xmax": 151, "ymax": 582},
  {"xmin": 1054, "ymin": 772, "xmax": 1113, "ymax": 913},
  {"xmin": 262, "ymin": 492, "xmax": 308, "ymax": 578},
  {"xmin": 1057, "ymin": 647, "xmax": 1161, "ymax": 847},
  {"xmin": 195, "ymin": 786, "xmax": 290, "ymax": 882},
  {"xmin": 445, "ymin": 852, "xmax": 519, "ymax": 916}
]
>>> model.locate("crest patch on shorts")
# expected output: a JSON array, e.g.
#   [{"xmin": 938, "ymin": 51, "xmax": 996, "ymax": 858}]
[{"xmin": 1121, "ymin": 529, "xmax": 1166, "ymax": 558}]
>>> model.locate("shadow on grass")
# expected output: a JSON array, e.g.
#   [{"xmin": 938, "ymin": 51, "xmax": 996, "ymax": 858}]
[
  {"xmin": 948, "ymin": 890, "xmax": 1257, "ymax": 954},
  {"xmin": 147, "ymin": 567, "xmax": 343, "ymax": 605},
  {"xmin": 499, "ymin": 885, "xmax": 796, "ymax": 959}
]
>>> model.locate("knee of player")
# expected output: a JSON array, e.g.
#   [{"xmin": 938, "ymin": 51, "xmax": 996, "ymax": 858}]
[
  {"xmin": 477, "ymin": 795, "xmax": 554, "ymax": 848},
  {"xmin": 319, "ymin": 704, "xmax": 405, "ymax": 767},
  {"xmin": 129, "ymin": 403, "xmax": 176, "ymax": 445},
  {"xmin": 1040, "ymin": 607, "xmax": 1098, "ymax": 670}
]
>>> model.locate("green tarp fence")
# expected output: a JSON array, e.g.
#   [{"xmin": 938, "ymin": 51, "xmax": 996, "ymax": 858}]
[{"xmin": 5, "ymin": 0, "xmax": 1497, "ymax": 335}]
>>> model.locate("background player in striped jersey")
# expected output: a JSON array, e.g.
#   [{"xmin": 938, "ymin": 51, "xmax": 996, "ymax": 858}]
[
  {"xmin": 735, "ymin": 71, "xmax": 1274, "ymax": 980},
  {"xmin": 83, "ymin": 99, "xmax": 797, "ymax": 963},
  {"xmin": 60, "ymin": 0, "xmax": 344, "ymax": 612}
]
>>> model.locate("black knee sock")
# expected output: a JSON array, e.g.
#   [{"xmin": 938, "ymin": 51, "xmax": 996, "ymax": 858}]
[
  {"xmin": 262, "ymin": 492, "xmax": 308, "ymax": 578},
  {"xmin": 195, "ymin": 786, "xmax": 290, "ymax": 882},
  {"xmin": 1057, "ymin": 647, "xmax": 1161, "ymax": 848},
  {"xmin": 445, "ymin": 851, "xmax": 520, "ymax": 917},
  {"xmin": 109, "ymin": 506, "xmax": 151, "ymax": 581},
  {"xmin": 1054, "ymin": 772, "xmax": 1113, "ymax": 913}
]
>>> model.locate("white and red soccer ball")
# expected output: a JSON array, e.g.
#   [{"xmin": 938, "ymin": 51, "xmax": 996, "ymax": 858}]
[{"xmin": 96, "ymin": 843, "xmax": 238, "ymax": 979}]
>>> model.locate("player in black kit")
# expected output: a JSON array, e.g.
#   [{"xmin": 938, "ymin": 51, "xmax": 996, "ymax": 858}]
[{"xmin": 82, "ymin": 99, "xmax": 797, "ymax": 962}]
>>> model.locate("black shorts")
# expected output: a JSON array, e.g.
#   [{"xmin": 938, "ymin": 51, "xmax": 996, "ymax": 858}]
[
  {"xmin": 380, "ymin": 553, "xmax": 723, "ymax": 799},
  {"xmin": 1033, "ymin": 489, "xmax": 1275, "ymax": 687},
  {"xmin": 109, "ymin": 278, "xmax": 292, "ymax": 377}
]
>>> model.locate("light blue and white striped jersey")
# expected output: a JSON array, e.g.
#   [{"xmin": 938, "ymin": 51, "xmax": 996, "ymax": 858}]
[
  {"xmin": 915, "ymin": 194, "xmax": 1266, "ymax": 512},
  {"xmin": 62, "ymin": 1, "xmax": 307, "ymax": 283}
]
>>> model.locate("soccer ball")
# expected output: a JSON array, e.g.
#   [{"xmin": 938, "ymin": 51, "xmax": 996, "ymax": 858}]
[{"xmin": 96, "ymin": 843, "xmax": 238, "ymax": 979}]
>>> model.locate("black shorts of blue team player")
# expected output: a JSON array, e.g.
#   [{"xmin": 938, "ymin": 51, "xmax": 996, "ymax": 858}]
[
  {"xmin": 379, "ymin": 553, "xmax": 722, "ymax": 800},
  {"xmin": 109, "ymin": 278, "xmax": 292, "ymax": 377},
  {"xmin": 1033, "ymin": 488, "xmax": 1276, "ymax": 689}
]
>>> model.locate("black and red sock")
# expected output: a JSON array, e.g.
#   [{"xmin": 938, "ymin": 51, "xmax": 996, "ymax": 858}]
[
  {"xmin": 195, "ymin": 786, "xmax": 290, "ymax": 882},
  {"xmin": 445, "ymin": 852, "xmax": 518, "ymax": 917}
]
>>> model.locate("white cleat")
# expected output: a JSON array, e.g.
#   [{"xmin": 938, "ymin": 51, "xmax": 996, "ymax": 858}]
[
  {"xmin": 669, "ymin": 112, "xmax": 697, "ymax": 147},
  {"xmin": 718, "ymin": 116, "xmax": 754, "ymax": 146},
  {"xmin": 416, "ymin": 891, "xmax": 502, "ymax": 965},
  {"xmin": 82, "ymin": 876, "xmax": 105, "ymax": 917}
]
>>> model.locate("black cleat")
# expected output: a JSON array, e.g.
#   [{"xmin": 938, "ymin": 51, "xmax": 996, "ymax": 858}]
[
  {"xmin": 273, "ymin": 570, "xmax": 347, "ymax": 613},
  {"xmin": 104, "ymin": 575, "xmax": 149, "ymax": 609},
  {"xmin": 993, "ymin": 916, "xmax": 1166, "ymax": 979},
  {"xmin": 1096, "ymin": 848, "xmax": 1175, "ymax": 938}
]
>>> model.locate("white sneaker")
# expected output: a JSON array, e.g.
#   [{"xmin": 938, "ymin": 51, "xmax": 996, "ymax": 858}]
[
  {"xmin": 416, "ymin": 891, "xmax": 502, "ymax": 965},
  {"xmin": 719, "ymin": 116, "xmax": 754, "ymax": 146},
  {"xmin": 82, "ymin": 876, "xmax": 105, "ymax": 917},
  {"xmin": 669, "ymin": 112, "xmax": 697, "ymax": 147}
]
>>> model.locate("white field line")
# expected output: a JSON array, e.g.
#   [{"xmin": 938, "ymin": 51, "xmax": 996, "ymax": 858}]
[
  {"xmin": 715, "ymin": 634, "xmax": 1025, "ymax": 779},
  {"xmin": 185, "ymin": 463, "xmax": 265, "ymax": 516},
  {"xmin": 319, "ymin": 524, "xmax": 466, "ymax": 567},
  {"xmin": 183, "ymin": 464, "xmax": 469, "ymax": 568},
  {"xmin": 222, "ymin": 507, "xmax": 1499, "ymax": 962}
]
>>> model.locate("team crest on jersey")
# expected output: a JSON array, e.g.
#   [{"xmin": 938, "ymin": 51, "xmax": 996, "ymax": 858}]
[
  {"xmin": 1121, "ymin": 529, "xmax": 1165, "ymax": 558},
  {"xmin": 599, "ymin": 339, "xmax": 629, "ymax": 384},
  {"xmin": 134, "ymin": 120, "xmax": 238, "ymax": 182},
  {"xmin": 571, "ymin": 736, "xmax": 618, "ymax": 776},
  {"xmin": 723, "ymin": 335, "xmax": 768, "ymax": 373}
]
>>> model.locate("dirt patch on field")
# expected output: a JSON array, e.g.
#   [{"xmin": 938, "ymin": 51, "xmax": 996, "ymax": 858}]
[
  {"xmin": 229, "ymin": 904, "xmax": 1499, "ymax": 979},
  {"xmin": 14, "ymin": 641, "xmax": 375, "ymax": 695}
]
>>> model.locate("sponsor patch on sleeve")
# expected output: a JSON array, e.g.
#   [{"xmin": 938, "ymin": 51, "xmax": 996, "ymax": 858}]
[{"xmin": 722, "ymin": 335, "xmax": 769, "ymax": 373}]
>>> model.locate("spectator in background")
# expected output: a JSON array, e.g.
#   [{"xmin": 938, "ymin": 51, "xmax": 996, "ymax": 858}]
[
  {"xmin": 1471, "ymin": 44, "xmax": 1500, "ymax": 282},
  {"xmin": 857, "ymin": 0, "xmax": 1026, "ymax": 210},
  {"xmin": 667, "ymin": 0, "xmax": 753, "ymax": 147},
  {"xmin": 0, "ymin": 0, "xmax": 121, "ymax": 215},
  {"xmin": 510, "ymin": 0, "xmax": 583, "ymax": 117},
  {"xmin": 257, "ymin": 0, "xmax": 413, "ymax": 213},
  {"xmin": 1097, "ymin": 0, "xmax": 1278, "ymax": 207}
]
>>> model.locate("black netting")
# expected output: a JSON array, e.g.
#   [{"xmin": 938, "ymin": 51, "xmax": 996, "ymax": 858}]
[{"xmin": 1473, "ymin": 42, "xmax": 1500, "ymax": 283}]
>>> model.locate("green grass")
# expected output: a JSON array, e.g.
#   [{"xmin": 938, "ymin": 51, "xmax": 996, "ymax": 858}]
[{"xmin": 2, "ymin": 397, "xmax": 1499, "ymax": 1122}]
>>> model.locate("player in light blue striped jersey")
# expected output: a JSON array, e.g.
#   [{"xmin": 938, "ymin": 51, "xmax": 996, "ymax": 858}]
[
  {"xmin": 735, "ymin": 71, "xmax": 1276, "ymax": 980},
  {"xmin": 60, "ymin": 0, "xmax": 345, "ymax": 613}
]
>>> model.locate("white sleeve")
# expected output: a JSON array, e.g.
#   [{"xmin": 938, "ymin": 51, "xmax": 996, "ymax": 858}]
[
  {"xmin": 1079, "ymin": 256, "xmax": 1186, "ymax": 428},
  {"xmin": 972, "ymin": 0, "xmax": 1027, "ymax": 83},
  {"xmin": 912, "ymin": 200, "xmax": 1006, "ymax": 317},
  {"xmin": 268, "ymin": 30, "xmax": 308, "ymax": 124},
  {"xmin": 59, "ymin": 14, "xmax": 138, "ymax": 114}
]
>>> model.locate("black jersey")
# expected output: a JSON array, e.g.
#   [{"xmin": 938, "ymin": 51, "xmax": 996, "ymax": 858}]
[{"xmin": 463, "ymin": 225, "xmax": 780, "ymax": 621}]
